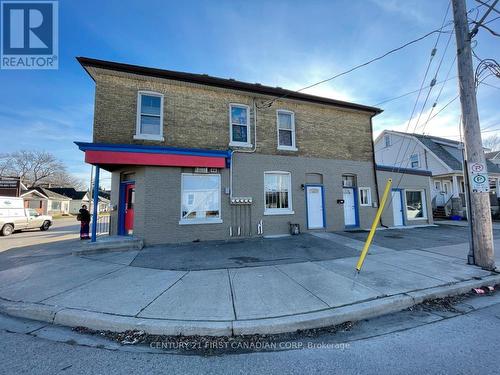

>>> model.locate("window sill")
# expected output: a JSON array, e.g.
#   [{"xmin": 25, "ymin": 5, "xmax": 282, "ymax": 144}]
[
  {"xmin": 179, "ymin": 218, "xmax": 223, "ymax": 225},
  {"xmin": 277, "ymin": 146, "xmax": 298, "ymax": 151},
  {"xmin": 407, "ymin": 217, "xmax": 428, "ymax": 221},
  {"xmin": 229, "ymin": 142, "xmax": 253, "ymax": 148},
  {"xmin": 264, "ymin": 210, "xmax": 295, "ymax": 216},
  {"xmin": 359, "ymin": 204, "xmax": 372, "ymax": 207},
  {"xmin": 133, "ymin": 134, "xmax": 165, "ymax": 141}
]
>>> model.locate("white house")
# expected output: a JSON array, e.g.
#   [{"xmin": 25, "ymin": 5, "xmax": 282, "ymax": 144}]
[
  {"xmin": 374, "ymin": 130, "xmax": 500, "ymax": 218},
  {"xmin": 48, "ymin": 188, "xmax": 90, "ymax": 214},
  {"xmin": 20, "ymin": 187, "xmax": 71, "ymax": 215}
]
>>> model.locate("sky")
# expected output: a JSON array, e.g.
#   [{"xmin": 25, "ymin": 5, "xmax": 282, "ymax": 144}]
[{"xmin": 0, "ymin": 0, "xmax": 498, "ymax": 189}]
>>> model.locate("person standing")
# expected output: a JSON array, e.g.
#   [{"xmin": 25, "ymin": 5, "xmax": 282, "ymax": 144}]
[{"xmin": 78, "ymin": 205, "xmax": 91, "ymax": 240}]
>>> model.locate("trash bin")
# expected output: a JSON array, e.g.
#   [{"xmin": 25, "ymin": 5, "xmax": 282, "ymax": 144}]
[{"xmin": 289, "ymin": 223, "xmax": 300, "ymax": 235}]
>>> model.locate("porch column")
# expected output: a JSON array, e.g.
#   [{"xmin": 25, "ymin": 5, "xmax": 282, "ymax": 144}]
[
  {"xmin": 91, "ymin": 166, "xmax": 100, "ymax": 242},
  {"xmin": 452, "ymin": 175, "xmax": 459, "ymax": 198},
  {"xmin": 496, "ymin": 177, "xmax": 500, "ymax": 198}
]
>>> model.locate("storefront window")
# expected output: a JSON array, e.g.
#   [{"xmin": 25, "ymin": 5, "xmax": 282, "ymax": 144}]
[
  {"xmin": 405, "ymin": 190, "xmax": 427, "ymax": 219},
  {"xmin": 180, "ymin": 174, "xmax": 221, "ymax": 223}
]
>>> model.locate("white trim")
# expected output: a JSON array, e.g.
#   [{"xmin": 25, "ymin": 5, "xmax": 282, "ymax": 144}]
[
  {"xmin": 19, "ymin": 189, "xmax": 48, "ymax": 199},
  {"xmin": 404, "ymin": 189, "xmax": 428, "ymax": 220},
  {"xmin": 276, "ymin": 109, "xmax": 297, "ymax": 151},
  {"xmin": 264, "ymin": 171, "xmax": 293, "ymax": 215},
  {"xmin": 264, "ymin": 210, "xmax": 295, "ymax": 216},
  {"xmin": 358, "ymin": 187, "xmax": 372, "ymax": 206},
  {"xmin": 135, "ymin": 90, "xmax": 164, "ymax": 141},
  {"xmin": 409, "ymin": 153, "xmax": 420, "ymax": 168},
  {"xmin": 229, "ymin": 103, "xmax": 251, "ymax": 147},
  {"xmin": 179, "ymin": 218, "xmax": 223, "ymax": 225},
  {"xmin": 180, "ymin": 173, "xmax": 222, "ymax": 224}
]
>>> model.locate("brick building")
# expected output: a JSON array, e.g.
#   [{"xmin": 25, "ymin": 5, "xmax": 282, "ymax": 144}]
[{"xmin": 76, "ymin": 57, "xmax": 382, "ymax": 244}]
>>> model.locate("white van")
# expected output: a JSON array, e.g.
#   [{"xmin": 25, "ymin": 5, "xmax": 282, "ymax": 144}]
[{"xmin": 0, "ymin": 196, "xmax": 52, "ymax": 236}]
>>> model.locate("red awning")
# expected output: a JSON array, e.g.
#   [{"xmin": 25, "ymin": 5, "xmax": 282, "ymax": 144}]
[{"xmin": 84, "ymin": 150, "xmax": 227, "ymax": 168}]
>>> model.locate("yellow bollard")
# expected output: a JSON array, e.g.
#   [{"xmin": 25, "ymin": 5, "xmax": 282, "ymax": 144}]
[{"xmin": 355, "ymin": 178, "xmax": 393, "ymax": 272}]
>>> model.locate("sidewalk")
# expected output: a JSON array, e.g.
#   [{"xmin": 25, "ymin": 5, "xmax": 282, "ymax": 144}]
[{"xmin": 0, "ymin": 232, "xmax": 498, "ymax": 336}]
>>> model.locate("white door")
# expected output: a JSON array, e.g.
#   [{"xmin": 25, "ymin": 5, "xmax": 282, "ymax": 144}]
[
  {"xmin": 392, "ymin": 190, "xmax": 404, "ymax": 226},
  {"xmin": 434, "ymin": 180, "xmax": 445, "ymax": 206},
  {"xmin": 306, "ymin": 186, "xmax": 324, "ymax": 229},
  {"xmin": 443, "ymin": 181, "xmax": 451, "ymax": 202},
  {"xmin": 343, "ymin": 188, "xmax": 357, "ymax": 227}
]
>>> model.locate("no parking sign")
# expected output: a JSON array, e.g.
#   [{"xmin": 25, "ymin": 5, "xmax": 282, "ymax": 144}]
[{"xmin": 469, "ymin": 162, "xmax": 489, "ymax": 192}]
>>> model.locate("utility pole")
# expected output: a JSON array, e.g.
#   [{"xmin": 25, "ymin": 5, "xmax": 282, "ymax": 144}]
[{"xmin": 452, "ymin": 0, "xmax": 496, "ymax": 270}]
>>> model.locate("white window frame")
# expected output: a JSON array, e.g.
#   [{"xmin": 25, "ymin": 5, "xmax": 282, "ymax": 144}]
[
  {"xmin": 179, "ymin": 173, "xmax": 222, "ymax": 225},
  {"xmin": 263, "ymin": 171, "xmax": 294, "ymax": 215},
  {"xmin": 134, "ymin": 90, "xmax": 165, "ymax": 141},
  {"xmin": 229, "ymin": 103, "xmax": 251, "ymax": 147},
  {"xmin": 276, "ymin": 110, "xmax": 297, "ymax": 151},
  {"xmin": 409, "ymin": 153, "xmax": 420, "ymax": 168},
  {"xmin": 358, "ymin": 187, "xmax": 372, "ymax": 206},
  {"xmin": 384, "ymin": 134, "xmax": 391, "ymax": 147},
  {"xmin": 404, "ymin": 189, "xmax": 427, "ymax": 220}
]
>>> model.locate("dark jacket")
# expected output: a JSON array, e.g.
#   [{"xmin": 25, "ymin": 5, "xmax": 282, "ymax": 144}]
[{"xmin": 79, "ymin": 208, "xmax": 91, "ymax": 223}]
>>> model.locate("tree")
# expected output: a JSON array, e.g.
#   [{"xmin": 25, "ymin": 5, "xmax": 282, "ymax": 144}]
[
  {"xmin": 0, "ymin": 150, "xmax": 84, "ymax": 189},
  {"xmin": 483, "ymin": 134, "xmax": 500, "ymax": 151}
]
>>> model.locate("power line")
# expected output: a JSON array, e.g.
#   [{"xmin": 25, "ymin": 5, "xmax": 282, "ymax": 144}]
[
  {"xmin": 480, "ymin": 81, "xmax": 500, "ymax": 89},
  {"xmin": 390, "ymin": 0, "xmax": 499, "ymax": 183},
  {"xmin": 373, "ymin": 76, "xmax": 457, "ymax": 106},
  {"xmin": 391, "ymin": 2, "xmax": 453, "ymax": 190},
  {"xmin": 257, "ymin": 26, "xmax": 455, "ymax": 109},
  {"xmin": 470, "ymin": 0, "xmax": 499, "ymax": 37}
]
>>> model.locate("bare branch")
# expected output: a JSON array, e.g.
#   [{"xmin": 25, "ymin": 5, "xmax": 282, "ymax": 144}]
[{"xmin": 0, "ymin": 150, "xmax": 79, "ymax": 189}]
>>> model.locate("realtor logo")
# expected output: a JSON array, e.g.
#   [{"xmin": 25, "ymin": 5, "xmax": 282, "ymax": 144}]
[{"xmin": 1, "ymin": 0, "xmax": 58, "ymax": 69}]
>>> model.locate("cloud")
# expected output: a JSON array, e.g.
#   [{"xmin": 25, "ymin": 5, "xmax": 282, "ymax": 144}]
[{"xmin": 368, "ymin": 0, "xmax": 432, "ymax": 26}]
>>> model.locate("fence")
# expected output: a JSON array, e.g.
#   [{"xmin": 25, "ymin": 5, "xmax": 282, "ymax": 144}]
[{"xmin": 94, "ymin": 214, "xmax": 110, "ymax": 236}]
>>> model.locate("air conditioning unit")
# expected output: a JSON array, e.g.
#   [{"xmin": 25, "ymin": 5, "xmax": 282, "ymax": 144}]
[{"xmin": 195, "ymin": 167, "xmax": 208, "ymax": 173}]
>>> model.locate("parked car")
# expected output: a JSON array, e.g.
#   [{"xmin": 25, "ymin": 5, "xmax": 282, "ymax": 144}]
[{"xmin": 0, "ymin": 196, "xmax": 52, "ymax": 236}]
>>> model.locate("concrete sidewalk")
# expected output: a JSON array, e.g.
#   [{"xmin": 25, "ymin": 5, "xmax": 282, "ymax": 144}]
[{"xmin": 0, "ymin": 234, "xmax": 498, "ymax": 336}]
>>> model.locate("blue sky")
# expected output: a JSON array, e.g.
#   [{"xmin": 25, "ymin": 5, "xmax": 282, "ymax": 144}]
[{"xmin": 0, "ymin": 0, "xmax": 498, "ymax": 188}]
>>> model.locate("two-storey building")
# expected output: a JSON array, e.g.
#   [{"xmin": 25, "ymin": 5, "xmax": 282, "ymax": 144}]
[{"xmin": 76, "ymin": 57, "xmax": 382, "ymax": 245}]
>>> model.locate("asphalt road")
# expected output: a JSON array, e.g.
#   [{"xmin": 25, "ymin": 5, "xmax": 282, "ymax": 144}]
[
  {"xmin": 1, "ymin": 297, "xmax": 499, "ymax": 374},
  {"xmin": 0, "ymin": 217, "xmax": 81, "ymax": 270}
]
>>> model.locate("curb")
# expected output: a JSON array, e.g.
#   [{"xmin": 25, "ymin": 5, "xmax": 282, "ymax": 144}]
[
  {"xmin": 1, "ymin": 274, "xmax": 499, "ymax": 337},
  {"xmin": 73, "ymin": 239, "xmax": 144, "ymax": 256}
]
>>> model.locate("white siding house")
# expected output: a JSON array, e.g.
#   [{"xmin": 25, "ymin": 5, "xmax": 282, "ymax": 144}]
[{"xmin": 375, "ymin": 130, "xmax": 500, "ymax": 218}]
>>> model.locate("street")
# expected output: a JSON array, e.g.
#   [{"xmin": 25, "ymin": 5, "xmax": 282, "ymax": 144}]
[
  {"xmin": 0, "ymin": 217, "xmax": 80, "ymax": 270},
  {"xmin": 0, "ymin": 221, "xmax": 499, "ymax": 374},
  {"xmin": 0, "ymin": 294, "xmax": 499, "ymax": 374}
]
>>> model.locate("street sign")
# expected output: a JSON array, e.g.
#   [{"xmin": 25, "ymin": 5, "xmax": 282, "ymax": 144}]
[
  {"xmin": 471, "ymin": 173, "xmax": 489, "ymax": 192},
  {"xmin": 468, "ymin": 162, "xmax": 489, "ymax": 192},
  {"xmin": 469, "ymin": 162, "xmax": 486, "ymax": 174}
]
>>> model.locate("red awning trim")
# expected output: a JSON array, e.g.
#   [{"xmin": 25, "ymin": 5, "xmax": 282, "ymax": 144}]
[{"xmin": 84, "ymin": 150, "xmax": 227, "ymax": 168}]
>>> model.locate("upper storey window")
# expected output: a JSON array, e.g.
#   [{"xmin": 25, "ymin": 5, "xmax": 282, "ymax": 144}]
[
  {"xmin": 229, "ymin": 104, "xmax": 251, "ymax": 147},
  {"xmin": 384, "ymin": 134, "xmax": 391, "ymax": 147},
  {"xmin": 277, "ymin": 110, "xmax": 296, "ymax": 151},
  {"xmin": 135, "ymin": 91, "xmax": 164, "ymax": 141}
]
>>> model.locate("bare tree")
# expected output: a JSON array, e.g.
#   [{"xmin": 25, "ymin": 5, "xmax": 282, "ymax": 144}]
[
  {"xmin": 0, "ymin": 150, "xmax": 83, "ymax": 189},
  {"xmin": 483, "ymin": 134, "xmax": 500, "ymax": 151}
]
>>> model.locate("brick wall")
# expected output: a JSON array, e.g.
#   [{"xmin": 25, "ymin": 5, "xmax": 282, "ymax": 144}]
[{"xmin": 90, "ymin": 68, "xmax": 375, "ymax": 162}]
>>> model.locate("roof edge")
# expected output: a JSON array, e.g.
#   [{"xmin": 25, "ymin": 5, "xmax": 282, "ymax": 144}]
[{"xmin": 76, "ymin": 57, "xmax": 382, "ymax": 115}]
